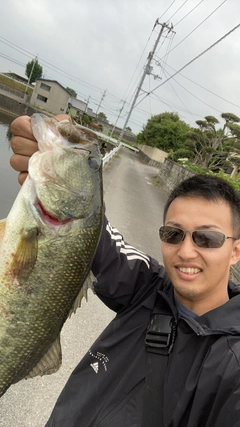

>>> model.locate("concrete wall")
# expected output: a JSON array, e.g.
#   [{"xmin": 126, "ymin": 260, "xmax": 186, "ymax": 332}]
[
  {"xmin": 138, "ymin": 144, "xmax": 168, "ymax": 163},
  {"xmin": 157, "ymin": 158, "xmax": 195, "ymax": 195},
  {"xmin": 0, "ymin": 93, "xmax": 39, "ymax": 117}
]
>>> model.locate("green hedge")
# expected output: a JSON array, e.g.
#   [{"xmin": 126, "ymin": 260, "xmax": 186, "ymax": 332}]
[{"xmin": 182, "ymin": 162, "xmax": 240, "ymax": 192}]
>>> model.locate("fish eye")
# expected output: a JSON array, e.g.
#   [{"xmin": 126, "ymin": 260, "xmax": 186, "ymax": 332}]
[{"xmin": 88, "ymin": 157, "xmax": 100, "ymax": 171}]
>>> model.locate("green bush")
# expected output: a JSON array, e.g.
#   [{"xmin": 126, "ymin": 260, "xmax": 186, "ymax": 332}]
[{"xmin": 183, "ymin": 162, "xmax": 240, "ymax": 192}]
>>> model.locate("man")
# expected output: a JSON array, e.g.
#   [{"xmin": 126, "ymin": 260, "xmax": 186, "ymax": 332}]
[{"xmin": 10, "ymin": 115, "xmax": 240, "ymax": 426}]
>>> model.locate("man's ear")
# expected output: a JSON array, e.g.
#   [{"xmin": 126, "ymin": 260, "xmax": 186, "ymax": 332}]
[{"xmin": 230, "ymin": 240, "xmax": 240, "ymax": 266}]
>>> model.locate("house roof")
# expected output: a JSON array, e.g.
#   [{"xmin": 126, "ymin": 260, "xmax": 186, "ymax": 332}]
[{"xmin": 35, "ymin": 78, "xmax": 72, "ymax": 95}]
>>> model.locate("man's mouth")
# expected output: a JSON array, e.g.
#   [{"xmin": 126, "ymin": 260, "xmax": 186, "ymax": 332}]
[{"xmin": 178, "ymin": 267, "xmax": 201, "ymax": 275}]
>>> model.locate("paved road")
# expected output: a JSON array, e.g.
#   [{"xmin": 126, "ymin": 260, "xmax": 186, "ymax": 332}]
[{"xmin": 0, "ymin": 147, "xmax": 168, "ymax": 427}]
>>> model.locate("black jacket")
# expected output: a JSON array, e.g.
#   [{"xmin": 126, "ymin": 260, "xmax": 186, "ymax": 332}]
[{"xmin": 46, "ymin": 217, "xmax": 240, "ymax": 427}]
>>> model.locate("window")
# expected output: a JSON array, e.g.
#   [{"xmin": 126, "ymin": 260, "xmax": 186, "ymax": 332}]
[
  {"xmin": 40, "ymin": 83, "xmax": 51, "ymax": 92},
  {"xmin": 37, "ymin": 94, "xmax": 48, "ymax": 103}
]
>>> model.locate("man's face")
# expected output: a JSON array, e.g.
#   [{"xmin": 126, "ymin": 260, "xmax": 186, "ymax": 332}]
[{"xmin": 161, "ymin": 196, "xmax": 240, "ymax": 314}]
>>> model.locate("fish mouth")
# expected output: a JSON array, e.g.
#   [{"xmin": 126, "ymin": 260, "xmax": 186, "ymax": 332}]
[{"xmin": 35, "ymin": 199, "xmax": 72, "ymax": 225}]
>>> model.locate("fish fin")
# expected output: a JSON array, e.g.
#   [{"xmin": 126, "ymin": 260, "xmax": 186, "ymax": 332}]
[
  {"xmin": 11, "ymin": 229, "xmax": 38, "ymax": 279},
  {"xmin": 25, "ymin": 335, "xmax": 62, "ymax": 379},
  {"xmin": 68, "ymin": 271, "xmax": 95, "ymax": 318},
  {"xmin": 0, "ymin": 219, "xmax": 6, "ymax": 243}
]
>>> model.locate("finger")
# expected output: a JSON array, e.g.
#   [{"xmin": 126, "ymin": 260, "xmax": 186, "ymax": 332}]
[
  {"xmin": 10, "ymin": 154, "xmax": 30, "ymax": 173},
  {"xmin": 10, "ymin": 116, "xmax": 36, "ymax": 141},
  {"xmin": 11, "ymin": 136, "xmax": 38, "ymax": 156},
  {"xmin": 18, "ymin": 172, "xmax": 28, "ymax": 186}
]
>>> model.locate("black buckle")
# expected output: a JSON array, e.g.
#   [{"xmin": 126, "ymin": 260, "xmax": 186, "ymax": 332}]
[{"xmin": 145, "ymin": 314, "xmax": 175, "ymax": 355}]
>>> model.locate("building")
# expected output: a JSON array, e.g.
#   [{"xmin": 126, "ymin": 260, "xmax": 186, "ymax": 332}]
[
  {"xmin": 30, "ymin": 79, "xmax": 71, "ymax": 115},
  {"xmin": 68, "ymin": 97, "xmax": 96, "ymax": 121}
]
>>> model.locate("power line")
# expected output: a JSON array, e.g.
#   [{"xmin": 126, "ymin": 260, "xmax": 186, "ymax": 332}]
[
  {"xmin": 167, "ymin": 0, "xmax": 190, "ymax": 21},
  {"xmin": 161, "ymin": 69, "xmax": 196, "ymax": 120},
  {"xmin": 160, "ymin": 0, "xmax": 227, "ymax": 60},
  {"xmin": 121, "ymin": 25, "xmax": 156, "ymax": 102},
  {"xmin": 159, "ymin": 0, "xmax": 177, "ymax": 20},
  {"xmin": 118, "ymin": 21, "xmax": 175, "ymax": 142},
  {"xmin": 0, "ymin": 52, "xmax": 25, "ymax": 67},
  {"xmin": 162, "ymin": 61, "xmax": 240, "ymax": 110},
  {"xmin": 0, "ymin": 35, "xmax": 109, "ymax": 95},
  {"xmin": 0, "ymin": 35, "xmax": 34, "ymax": 58},
  {"xmin": 161, "ymin": 68, "xmax": 223, "ymax": 114},
  {"xmin": 174, "ymin": 0, "xmax": 205, "ymax": 26},
  {"xmin": 135, "ymin": 22, "xmax": 240, "ymax": 108}
]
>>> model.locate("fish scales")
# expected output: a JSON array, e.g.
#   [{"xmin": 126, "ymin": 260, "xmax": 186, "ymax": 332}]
[{"xmin": 0, "ymin": 114, "xmax": 103, "ymax": 397}]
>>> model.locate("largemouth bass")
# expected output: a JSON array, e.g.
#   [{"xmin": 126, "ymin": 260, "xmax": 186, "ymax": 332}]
[{"xmin": 0, "ymin": 113, "xmax": 103, "ymax": 397}]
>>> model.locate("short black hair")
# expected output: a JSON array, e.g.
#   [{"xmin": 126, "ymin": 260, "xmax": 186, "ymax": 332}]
[{"xmin": 163, "ymin": 174, "xmax": 240, "ymax": 236}]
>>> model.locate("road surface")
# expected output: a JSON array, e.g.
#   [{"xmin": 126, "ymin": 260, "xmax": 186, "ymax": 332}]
[{"xmin": 0, "ymin": 147, "xmax": 168, "ymax": 427}]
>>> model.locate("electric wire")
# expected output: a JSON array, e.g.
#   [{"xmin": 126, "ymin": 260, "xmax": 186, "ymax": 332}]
[
  {"xmin": 121, "ymin": 26, "xmax": 155, "ymax": 102},
  {"xmin": 160, "ymin": 0, "xmax": 227, "ymax": 60},
  {"xmin": 123, "ymin": 2, "xmax": 228, "ymax": 129},
  {"xmin": 159, "ymin": 0, "xmax": 177, "ymax": 20},
  {"xmin": 167, "ymin": 0, "xmax": 190, "ymax": 21},
  {"xmin": 134, "ymin": 22, "xmax": 240, "ymax": 109},
  {"xmin": 160, "ymin": 70, "xmax": 216, "ymax": 113},
  {"xmin": 161, "ymin": 69, "xmax": 196, "ymax": 120},
  {"xmin": 0, "ymin": 52, "xmax": 25, "ymax": 67},
  {"xmin": 162, "ymin": 61, "xmax": 240, "ymax": 110},
  {"xmin": 174, "ymin": 0, "xmax": 205, "ymax": 26},
  {"xmin": 0, "ymin": 35, "xmax": 110, "ymax": 95},
  {"xmin": 0, "ymin": 33, "xmax": 140, "ymax": 120}
]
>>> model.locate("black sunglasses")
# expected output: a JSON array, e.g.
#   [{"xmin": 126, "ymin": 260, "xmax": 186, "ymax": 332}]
[{"xmin": 159, "ymin": 226, "xmax": 237, "ymax": 249}]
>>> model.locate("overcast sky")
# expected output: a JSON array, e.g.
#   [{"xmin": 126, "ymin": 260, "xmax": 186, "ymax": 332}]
[{"xmin": 1, "ymin": 0, "xmax": 240, "ymax": 134}]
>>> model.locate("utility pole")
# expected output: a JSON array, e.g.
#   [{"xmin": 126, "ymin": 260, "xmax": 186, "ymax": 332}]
[
  {"xmin": 80, "ymin": 96, "xmax": 91, "ymax": 125},
  {"xmin": 118, "ymin": 20, "xmax": 174, "ymax": 144},
  {"xmin": 110, "ymin": 100, "xmax": 126, "ymax": 137},
  {"xmin": 24, "ymin": 55, "xmax": 38, "ymax": 102},
  {"xmin": 84, "ymin": 95, "xmax": 91, "ymax": 113},
  {"xmin": 96, "ymin": 89, "xmax": 107, "ymax": 117}
]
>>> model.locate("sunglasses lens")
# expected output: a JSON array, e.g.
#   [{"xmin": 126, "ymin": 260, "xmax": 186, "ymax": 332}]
[
  {"xmin": 159, "ymin": 226, "xmax": 184, "ymax": 244},
  {"xmin": 192, "ymin": 231, "xmax": 225, "ymax": 248}
]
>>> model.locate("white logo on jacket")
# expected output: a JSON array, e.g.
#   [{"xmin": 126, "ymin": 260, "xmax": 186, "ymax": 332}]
[{"xmin": 89, "ymin": 349, "xmax": 109, "ymax": 373}]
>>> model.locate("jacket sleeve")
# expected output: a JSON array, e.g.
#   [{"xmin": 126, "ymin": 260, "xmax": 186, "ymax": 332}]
[{"xmin": 91, "ymin": 216, "xmax": 163, "ymax": 312}]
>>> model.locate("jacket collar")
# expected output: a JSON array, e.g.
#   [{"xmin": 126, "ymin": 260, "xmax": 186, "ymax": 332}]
[{"xmin": 160, "ymin": 279, "xmax": 240, "ymax": 336}]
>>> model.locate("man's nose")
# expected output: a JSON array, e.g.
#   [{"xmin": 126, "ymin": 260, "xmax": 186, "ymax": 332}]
[{"xmin": 176, "ymin": 232, "xmax": 198, "ymax": 258}]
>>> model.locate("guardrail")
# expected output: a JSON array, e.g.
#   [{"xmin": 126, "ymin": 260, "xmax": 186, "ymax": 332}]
[
  {"xmin": 94, "ymin": 130, "xmax": 139, "ymax": 153},
  {"xmin": 103, "ymin": 146, "xmax": 121, "ymax": 167},
  {"xmin": 121, "ymin": 142, "xmax": 139, "ymax": 153},
  {"xmin": 102, "ymin": 141, "xmax": 139, "ymax": 167}
]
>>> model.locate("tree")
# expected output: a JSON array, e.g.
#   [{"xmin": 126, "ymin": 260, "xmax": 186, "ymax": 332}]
[
  {"xmin": 81, "ymin": 114, "xmax": 93, "ymax": 126},
  {"xmin": 97, "ymin": 112, "xmax": 108, "ymax": 122},
  {"xmin": 186, "ymin": 113, "xmax": 240, "ymax": 169},
  {"xmin": 25, "ymin": 59, "xmax": 43, "ymax": 83},
  {"xmin": 137, "ymin": 112, "xmax": 191, "ymax": 152},
  {"xmin": 66, "ymin": 87, "xmax": 77, "ymax": 98}
]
